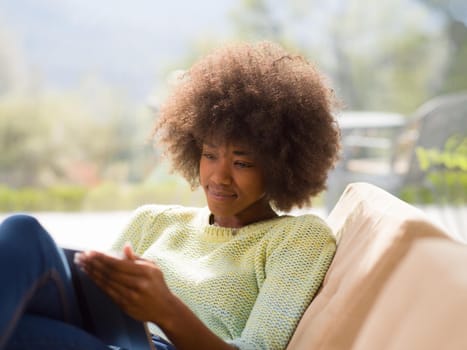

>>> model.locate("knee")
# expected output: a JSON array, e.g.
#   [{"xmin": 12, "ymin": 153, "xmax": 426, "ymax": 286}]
[
  {"xmin": 0, "ymin": 214, "xmax": 56, "ymax": 262},
  {"xmin": 0, "ymin": 214, "xmax": 49, "ymax": 242},
  {"xmin": 2, "ymin": 214, "xmax": 42, "ymax": 230}
]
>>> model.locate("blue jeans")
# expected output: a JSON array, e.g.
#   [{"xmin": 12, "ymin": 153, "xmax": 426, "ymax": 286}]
[
  {"xmin": 0, "ymin": 214, "xmax": 176, "ymax": 350},
  {"xmin": 0, "ymin": 214, "xmax": 110, "ymax": 350}
]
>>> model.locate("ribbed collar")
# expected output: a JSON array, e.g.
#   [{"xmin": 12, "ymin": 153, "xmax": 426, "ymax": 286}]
[{"xmin": 196, "ymin": 207, "xmax": 288, "ymax": 243}]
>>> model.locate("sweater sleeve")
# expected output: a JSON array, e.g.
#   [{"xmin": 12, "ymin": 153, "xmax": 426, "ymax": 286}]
[
  {"xmin": 229, "ymin": 215, "xmax": 336, "ymax": 350},
  {"xmin": 109, "ymin": 204, "xmax": 171, "ymax": 256}
]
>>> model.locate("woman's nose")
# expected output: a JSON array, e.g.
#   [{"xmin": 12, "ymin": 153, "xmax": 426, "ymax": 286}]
[{"xmin": 211, "ymin": 161, "xmax": 232, "ymax": 185}]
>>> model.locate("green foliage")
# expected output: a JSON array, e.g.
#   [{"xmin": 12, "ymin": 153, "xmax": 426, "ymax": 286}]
[
  {"xmin": 0, "ymin": 182, "xmax": 205, "ymax": 212},
  {"xmin": 0, "ymin": 185, "xmax": 87, "ymax": 211},
  {"xmin": 82, "ymin": 181, "xmax": 205, "ymax": 211},
  {"xmin": 416, "ymin": 135, "xmax": 467, "ymax": 171},
  {"xmin": 1, "ymin": 0, "xmax": 466, "ymax": 212},
  {"xmin": 228, "ymin": 0, "xmax": 454, "ymax": 114},
  {"xmin": 230, "ymin": 0, "xmax": 284, "ymax": 42},
  {"xmin": 0, "ymin": 84, "xmax": 155, "ymax": 188},
  {"xmin": 419, "ymin": 0, "xmax": 467, "ymax": 94},
  {"xmin": 400, "ymin": 135, "xmax": 467, "ymax": 204},
  {"xmin": 400, "ymin": 171, "xmax": 467, "ymax": 205},
  {"xmin": 0, "ymin": 162, "xmax": 205, "ymax": 211}
]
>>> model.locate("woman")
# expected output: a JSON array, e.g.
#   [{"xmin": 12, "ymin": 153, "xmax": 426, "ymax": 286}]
[{"xmin": 0, "ymin": 41, "xmax": 340, "ymax": 350}]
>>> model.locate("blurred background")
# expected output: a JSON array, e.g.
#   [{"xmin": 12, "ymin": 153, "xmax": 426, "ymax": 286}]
[{"xmin": 0, "ymin": 0, "xmax": 466, "ymax": 244}]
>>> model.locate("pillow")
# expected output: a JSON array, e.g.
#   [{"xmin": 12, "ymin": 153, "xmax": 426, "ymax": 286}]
[
  {"xmin": 287, "ymin": 182, "xmax": 453, "ymax": 350},
  {"xmin": 353, "ymin": 238, "xmax": 467, "ymax": 350}
]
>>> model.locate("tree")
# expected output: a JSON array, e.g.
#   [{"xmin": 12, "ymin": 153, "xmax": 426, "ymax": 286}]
[
  {"xmin": 0, "ymin": 81, "xmax": 151, "ymax": 188},
  {"xmin": 0, "ymin": 95, "xmax": 58, "ymax": 187},
  {"xmin": 0, "ymin": 27, "xmax": 29, "ymax": 95},
  {"xmin": 230, "ymin": 0, "xmax": 284, "ymax": 42},
  {"xmin": 228, "ymin": 0, "xmax": 450, "ymax": 113},
  {"xmin": 419, "ymin": 0, "xmax": 467, "ymax": 94}
]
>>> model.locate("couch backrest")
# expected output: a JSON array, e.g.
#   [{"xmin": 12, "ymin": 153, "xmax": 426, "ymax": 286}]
[
  {"xmin": 287, "ymin": 182, "xmax": 454, "ymax": 350},
  {"xmin": 352, "ymin": 238, "xmax": 467, "ymax": 350}
]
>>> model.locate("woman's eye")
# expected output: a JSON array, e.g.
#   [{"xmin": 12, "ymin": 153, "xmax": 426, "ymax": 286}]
[
  {"xmin": 235, "ymin": 161, "xmax": 253, "ymax": 168},
  {"xmin": 202, "ymin": 152, "xmax": 215, "ymax": 160}
]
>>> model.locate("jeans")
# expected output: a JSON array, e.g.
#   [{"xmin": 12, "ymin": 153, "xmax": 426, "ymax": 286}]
[
  {"xmin": 0, "ymin": 214, "xmax": 177, "ymax": 350},
  {"xmin": 0, "ymin": 214, "xmax": 111, "ymax": 350}
]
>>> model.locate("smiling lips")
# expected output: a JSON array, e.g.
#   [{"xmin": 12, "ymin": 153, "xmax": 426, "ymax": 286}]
[{"xmin": 207, "ymin": 187, "xmax": 237, "ymax": 200}]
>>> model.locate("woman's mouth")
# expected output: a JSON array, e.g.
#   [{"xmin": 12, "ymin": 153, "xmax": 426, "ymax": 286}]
[{"xmin": 207, "ymin": 188, "xmax": 237, "ymax": 201}]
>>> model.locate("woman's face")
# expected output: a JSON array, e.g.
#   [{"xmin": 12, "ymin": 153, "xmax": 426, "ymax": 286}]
[{"xmin": 199, "ymin": 141, "xmax": 274, "ymax": 228}]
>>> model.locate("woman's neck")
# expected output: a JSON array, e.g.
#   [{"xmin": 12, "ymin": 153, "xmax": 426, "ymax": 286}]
[{"xmin": 210, "ymin": 200, "xmax": 278, "ymax": 228}]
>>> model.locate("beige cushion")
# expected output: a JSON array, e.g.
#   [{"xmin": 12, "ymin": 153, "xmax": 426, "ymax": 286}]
[
  {"xmin": 287, "ymin": 182, "xmax": 453, "ymax": 350},
  {"xmin": 353, "ymin": 238, "xmax": 467, "ymax": 350}
]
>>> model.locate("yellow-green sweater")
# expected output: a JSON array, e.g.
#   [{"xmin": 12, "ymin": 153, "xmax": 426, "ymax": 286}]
[{"xmin": 110, "ymin": 205, "xmax": 336, "ymax": 350}]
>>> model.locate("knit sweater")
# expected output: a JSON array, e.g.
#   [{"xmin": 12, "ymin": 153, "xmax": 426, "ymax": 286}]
[{"xmin": 110, "ymin": 205, "xmax": 336, "ymax": 350}]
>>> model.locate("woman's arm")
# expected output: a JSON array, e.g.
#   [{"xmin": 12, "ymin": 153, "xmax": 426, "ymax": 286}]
[
  {"xmin": 161, "ymin": 292, "xmax": 237, "ymax": 350},
  {"xmin": 227, "ymin": 216, "xmax": 336, "ymax": 349},
  {"xmin": 76, "ymin": 246, "xmax": 236, "ymax": 350}
]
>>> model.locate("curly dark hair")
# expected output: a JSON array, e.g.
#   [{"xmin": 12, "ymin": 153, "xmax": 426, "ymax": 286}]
[{"xmin": 153, "ymin": 41, "xmax": 340, "ymax": 211}]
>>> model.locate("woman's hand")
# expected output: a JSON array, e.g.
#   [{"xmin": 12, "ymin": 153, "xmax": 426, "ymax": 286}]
[
  {"xmin": 75, "ymin": 244, "xmax": 236, "ymax": 350},
  {"xmin": 74, "ymin": 244, "xmax": 173, "ymax": 323}
]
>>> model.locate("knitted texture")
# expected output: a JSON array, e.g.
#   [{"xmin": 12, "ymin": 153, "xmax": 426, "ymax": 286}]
[{"xmin": 110, "ymin": 205, "xmax": 336, "ymax": 350}]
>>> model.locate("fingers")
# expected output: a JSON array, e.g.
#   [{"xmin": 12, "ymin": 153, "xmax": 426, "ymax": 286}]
[
  {"xmin": 122, "ymin": 242, "xmax": 137, "ymax": 261},
  {"xmin": 87, "ymin": 266, "xmax": 140, "ymax": 305},
  {"xmin": 75, "ymin": 251, "xmax": 159, "ymax": 288},
  {"xmin": 76, "ymin": 250, "xmax": 141, "ymax": 275},
  {"xmin": 85, "ymin": 266, "xmax": 149, "ymax": 321},
  {"xmin": 86, "ymin": 259, "xmax": 149, "ymax": 291},
  {"xmin": 72, "ymin": 247, "xmax": 171, "ymax": 323}
]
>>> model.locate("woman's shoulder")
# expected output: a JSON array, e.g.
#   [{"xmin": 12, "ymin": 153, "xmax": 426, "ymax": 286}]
[
  {"xmin": 129, "ymin": 204, "xmax": 206, "ymax": 226},
  {"xmin": 267, "ymin": 213, "xmax": 335, "ymax": 244},
  {"xmin": 276, "ymin": 213, "xmax": 331, "ymax": 231},
  {"xmin": 259, "ymin": 213, "xmax": 336, "ymax": 277}
]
